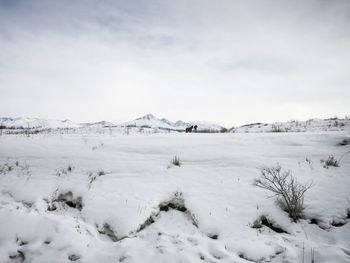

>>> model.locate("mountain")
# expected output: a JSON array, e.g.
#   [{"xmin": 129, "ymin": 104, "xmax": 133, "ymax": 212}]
[
  {"xmin": 0, "ymin": 115, "xmax": 225, "ymax": 132},
  {"xmin": 119, "ymin": 114, "xmax": 225, "ymax": 132},
  {"xmin": 120, "ymin": 114, "xmax": 175, "ymax": 130}
]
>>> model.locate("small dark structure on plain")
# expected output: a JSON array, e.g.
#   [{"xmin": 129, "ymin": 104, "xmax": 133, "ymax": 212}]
[{"xmin": 185, "ymin": 126, "xmax": 193, "ymax": 133}]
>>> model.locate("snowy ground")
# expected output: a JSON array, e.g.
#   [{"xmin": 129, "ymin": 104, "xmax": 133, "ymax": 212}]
[{"xmin": 0, "ymin": 131, "xmax": 349, "ymax": 263}]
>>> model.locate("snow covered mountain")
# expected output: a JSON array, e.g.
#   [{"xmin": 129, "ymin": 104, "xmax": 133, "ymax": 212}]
[
  {"xmin": 119, "ymin": 114, "xmax": 225, "ymax": 132},
  {"xmin": 120, "ymin": 114, "xmax": 176, "ymax": 130},
  {"xmin": 0, "ymin": 115, "xmax": 225, "ymax": 132},
  {"xmin": 232, "ymin": 118, "xmax": 350, "ymax": 133}
]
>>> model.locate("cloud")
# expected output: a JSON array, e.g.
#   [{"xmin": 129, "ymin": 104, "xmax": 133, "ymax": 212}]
[{"xmin": 0, "ymin": 0, "xmax": 349, "ymax": 126}]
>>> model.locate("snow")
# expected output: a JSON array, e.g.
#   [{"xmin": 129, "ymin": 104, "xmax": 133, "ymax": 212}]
[{"xmin": 0, "ymin": 130, "xmax": 349, "ymax": 262}]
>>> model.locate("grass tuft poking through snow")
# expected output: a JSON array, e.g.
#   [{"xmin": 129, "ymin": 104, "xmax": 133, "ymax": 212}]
[
  {"xmin": 0, "ymin": 162, "xmax": 12, "ymax": 175},
  {"xmin": 171, "ymin": 156, "xmax": 181, "ymax": 167},
  {"xmin": 321, "ymin": 155, "xmax": 339, "ymax": 168},
  {"xmin": 55, "ymin": 164, "xmax": 74, "ymax": 176},
  {"xmin": 88, "ymin": 169, "xmax": 106, "ymax": 188}
]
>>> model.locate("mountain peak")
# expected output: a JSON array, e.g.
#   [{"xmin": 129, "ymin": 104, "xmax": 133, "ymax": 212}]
[{"xmin": 137, "ymin": 113, "xmax": 156, "ymax": 120}]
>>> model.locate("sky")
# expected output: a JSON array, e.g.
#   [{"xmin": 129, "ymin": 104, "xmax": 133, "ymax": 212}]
[{"xmin": 0, "ymin": 0, "xmax": 349, "ymax": 127}]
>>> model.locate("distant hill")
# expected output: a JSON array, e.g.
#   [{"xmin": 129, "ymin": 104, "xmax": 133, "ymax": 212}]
[{"xmin": 231, "ymin": 118, "xmax": 350, "ymax": 133}]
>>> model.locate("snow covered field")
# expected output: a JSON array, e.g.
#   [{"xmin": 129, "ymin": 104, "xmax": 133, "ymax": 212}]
[{"xmin": 0, "ymin": 131, "xmax": 349, "ymax": 263}]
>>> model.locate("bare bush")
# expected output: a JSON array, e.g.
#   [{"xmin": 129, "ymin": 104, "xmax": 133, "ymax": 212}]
[{"xmin": 254, "ymin": 165, "xmax": 312, "ymax": 222}]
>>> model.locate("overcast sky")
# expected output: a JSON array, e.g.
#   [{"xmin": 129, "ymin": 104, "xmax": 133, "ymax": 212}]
[{"xmin": 1, "ymin": 0, "xmax": 349, "ymax": 126}]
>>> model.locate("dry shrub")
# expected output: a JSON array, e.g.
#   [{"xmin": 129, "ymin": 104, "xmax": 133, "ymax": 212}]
[{"xmin": 254, "ymin": 165, "xmax": 312, "ymax": 222}]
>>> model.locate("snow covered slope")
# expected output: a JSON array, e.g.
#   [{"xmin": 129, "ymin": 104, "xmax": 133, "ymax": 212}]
[
  {"xmin": 0, "ymin": 117, "xmax": 80, "ymax": 129},
  {"xmin": 80, "ymin": 121, "xmax": 116, "ymax": 128},
  {"xmin": 233, "ymin": 118, "xmax": 350, "ymax": 133},
  {"xmin": 0, "ymin": 131, "xmax": 349, "ymax": 262}
]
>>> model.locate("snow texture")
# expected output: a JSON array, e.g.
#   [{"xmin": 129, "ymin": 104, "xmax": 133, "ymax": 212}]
[{"xmin": 0, "ymin": 128, "xmax": 350, "ymax": 262}]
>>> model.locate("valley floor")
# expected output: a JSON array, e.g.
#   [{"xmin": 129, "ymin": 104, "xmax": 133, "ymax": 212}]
[{"xmin": 0, "ymin": 131, "xmax": 349, "ymax": 262}]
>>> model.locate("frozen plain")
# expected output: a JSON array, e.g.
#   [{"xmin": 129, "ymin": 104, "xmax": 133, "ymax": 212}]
[{"xmin": 0, "ymin": 130, "xmax": 349, "ymax": 263}]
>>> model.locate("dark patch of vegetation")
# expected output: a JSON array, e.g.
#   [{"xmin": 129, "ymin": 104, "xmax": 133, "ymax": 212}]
[
  {"xmin": 68, "ymin": 254, "xmax": 80, "ymax": 261},
  {"xmin": 9, "ymin": 250, "xmax": 25, "ymax": 262},
  {"xmin": 337, "ymin": 138, "xmax": 350, "ymax": 146},
  {"xmin": 260, "ymin": 216, "xmax": 288, "ymax": 233},
  {"xmin": 271, "ymin": 124, "xmax": 283, "ymax": 132},
  {"xmin": 50, "ymin": 191, "xmax": 83, "ymax": 211},
  {"xmin": 252, "ymin": 215, "xmax": 289, "ymax": 234},
  {"xmin": 97, "ymin": 169, "xmax": 105, "ymax": 176},
  {"xmin": 97, "ymin": 223, "xmax": 125, "ymax": 242},
  {"xmin": 136, "ymin": 192, "xmax": 199, "ymax": 234},
  {"xmin": 137, "ymin": 216, "xmax": 156, "ymax": 233},
  {"xmin": 207, "ymin": 233, "xmax": 218, "ymax": 240},
  {"xmin": 159, "ymin": 193, "xmax": 187, "ymax": 212},
  {"xmin": 0, "ymin": 161, "xmax": 31, "ymax": 177},
  {"xmin": 310, "ymin": 218, "xmax": 319, "ymax": 225},
  {"xmin": 331, "ymin": 219, "xmax": 347, "ymax": 227},
  {"xmin": 0, "ymin": 163, "xmax": 13, "ymax": 175},
  {"xmin": 16, "ymin": 236, "xmax": 28, "ymax": 246},
  {"xmin": 306, "ymin": 217, "xmax": 330, "ymax": 230},
  {"xmin": 55, "ymin": 165, "xmax": 74, "ymax": 176},
  {"xmin": 305, "ymin": 157, "xmax": 312, "ymax": 165},
  {"xmin": 342, "ymin": 248, "xmax": 350, "ymax": 257},
  {"xmin": 47, "ymin": 203, "xmax": 57, "ymax": 211},
  {"xmin": 238, "ymin": 253, "xmax": 256, "ymax": 262},
  {"xmin": 171, "ymin": 156, "xmax": 181, "ymax": 167},
  {"xmin": 321, "ymin": 155, "xmax": 339, "ymax": 168},
  {"xmin": 119, "ymin": 255, "xmax": 128, "ymax": 262},
  {"xmin": 254, "ymin": 165, "xmax": 312, "ymax": 222},
  {"xmin": 88, "ymin": 169, "xmax": 107, "ymax": 188}
]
